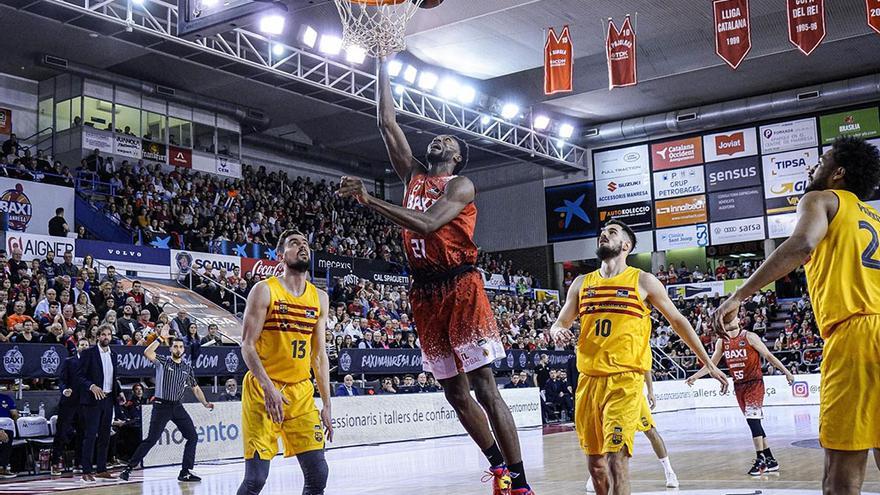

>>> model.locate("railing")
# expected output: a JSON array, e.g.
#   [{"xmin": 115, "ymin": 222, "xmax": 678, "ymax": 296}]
[
  {"xmin": 16, "ymin": 126, "xmax": 55, "ymax": 156},
  {"xmin": 176, "ymin": 268, "xmax": 247, "ymax": 320},
  {"xmin": 658, "ymin": 347, "xmax": 823, "ymax": 377}
]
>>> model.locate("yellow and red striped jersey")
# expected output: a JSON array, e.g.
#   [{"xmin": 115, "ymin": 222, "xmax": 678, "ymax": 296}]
[{"xmin": 258, "ymin": 277, "xmax": 320, "ymax": 384}]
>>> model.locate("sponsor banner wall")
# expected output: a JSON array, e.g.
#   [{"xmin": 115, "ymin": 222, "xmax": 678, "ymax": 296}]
[
  {"xmin": 0, "ymin": 344, "xmax": 66, "ymax": 378},
  {"xmin": 210, "ymin": 240, "xmax": 276, "ymax": 260},
  {"xmin": 713, "ymin": 0, "xmax": 752, "ymax": 69},
  {"xmin": 142, "ymin": 141, "xmax": 167, "ymax": 163},
  {"xmin": 759, "ymin": 118, "xmax": 818, "ymax": 154},
  {"xmin": 710, "ymin": 216, "xmax": 766, "ymax": 244},
  {"xmin": 651, "ymin": 136, "xmax": 703, "ymax": 170},
  {"xmin": 702, "ymin": 127, "xmax": 758, "ymax": 162},
  {"xmin": 704, "ymin": 156, "xmax": 761, "ymax": 192},
  {"xmin": 767, "ymin": 213, "xmax": 798, "ymax": 239},
  {"xmin": 216, "ymin": 157, "xmax": 242, "ymax": 179},
  {"xmin": 241, "ymin": 257, "xmax": 283, "ymax": 279},
  {"xmin": 76, "ymin": 239, "xmax": 170, "ymax": 279},
  {"xmin": 593, "ymin": 144, "xmax": 650, "ymax": 179},
  {"xmin": 655, "ymin": 223, "xmax": 709, "ymax": 251},
  {"xmin": 5, "ymin": 232, "xmax": 75, "ymax": 262},
  {"xmin": 545, "ymin": 181, "xmax": 598, "ymax": 242},
  {"xmin": 82, "ymin": 128, "xmax": 114, "ymax": 154},
  {"xmin": 655, "ymin": 195, "xmax": 708, "ymax": 228},
  {"xmin": 142, "ymin": 388, "xmax": 542, "ymax": 467},
  {"xmin": 596, "ymin": 174, "xmax": 651, "ymax": 207},
  {"xmin": 114, "ymin": 135, "xmax": 142, "ymax": 159},
  {"xmin": 762, "ymin": 148, "xmax": 815, "ymax": 214},
  {"xmin": 0, "ymin": 178, "xmax": 74, "ymax": 234},
  {"xmin": 708, "ymin": 186, "xmax": 765, "ymax": 222},
  {"xmin": 597, "ymin": 201, "xmax": 653, "ymax": 231},
  {"xmin": 666, "ymin": 281, "xmax": 725, "ymax": 300},
  {"xmin": 819, "ymin": 107, "xmax": 880, "ymax": 144},
  {"xmin": 314, "ymin": 252, "xmax": 410, "ymax": 286},
  {"xmin": 651, "ymin": 374, "xmax": 821, "ymax": 414},
  {"xmin": 169, "ymin": 146, "xmax": 192, "ymax": 168},
  {"xmin": 338, "ymin": 349, "xmax": 574, "ymax": 374},
  {"xmin": 652, "ymin": 165, "xmax": 706, "ymax": 199},
  {"xmin": 171, "ymin": 249, "xmax": 241, "ymax": 278}
]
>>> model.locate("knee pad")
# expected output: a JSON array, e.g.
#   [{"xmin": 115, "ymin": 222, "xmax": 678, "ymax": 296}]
[
  {"xmin": 746, "ymin": 418, "xmax": 765, "ymax": 438},
  {"xmin": 298, "ymin": 449, "xmax": 329, "ymax": 495}
]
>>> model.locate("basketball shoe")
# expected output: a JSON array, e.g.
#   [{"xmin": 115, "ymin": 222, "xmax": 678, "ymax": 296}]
[
  {"xmin": 748, "ymin": 457, "xmax": 766, "ymax": 476},
  {"xmin": 482, "ymin": 465, "xmax": 511, "ymax": 495},
  {"xmin": 764, "ymin": 457, "xmax": 779, "ymax": 472}
]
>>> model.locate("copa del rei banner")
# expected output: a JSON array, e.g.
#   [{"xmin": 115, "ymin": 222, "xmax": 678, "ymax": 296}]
[
  {"xmin": 787, "ymin": 0, "xmax": 825, "ymax": 55},
  {"xmin": 869, "ymin": 0, "xmax": 880, "ymax": 35},
  {"xmin": 714, "ymin": 0, "xmax": 751, "ymax": 69},
  {"xmin": 606, "ymin": 16, "xmax": 636, "ymax": 89}
]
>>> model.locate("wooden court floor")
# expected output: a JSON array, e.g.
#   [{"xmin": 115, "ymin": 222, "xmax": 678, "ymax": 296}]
[{"xmin": 1, "ymin": 405, "xmax": 878, "ymax": 494}]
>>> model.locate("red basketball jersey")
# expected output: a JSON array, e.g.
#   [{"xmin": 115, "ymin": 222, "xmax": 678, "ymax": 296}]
[
  {"xmin": 402, "ymin": 174, "xmax": 478, "ymax": 273},
  {"xmin": 544, "ymin": 26, "xmax": 573, "ymax": 95},
  {"xmin": 722, "ymin": 331, "xmax": 763, "ymax": 383}
]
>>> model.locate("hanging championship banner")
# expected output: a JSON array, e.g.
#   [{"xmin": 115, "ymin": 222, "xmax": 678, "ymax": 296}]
[
  {"xmin": 870, "ymin": 0, "xmax": 880, "ymax": 34},
  {"xmin": 787, "ymin": 0, "xmax": 825, "ymax": 55},
  {"xmin": 544, "ymin": 26, "xmax": 573, "ymax": 95},
  {"xmin": 0, "ymin": 108, "xmax": 11, "ymax": 135},
  {"xmin": 714, "ymin": 0, "xmax": 751, "ymax": 69},
  {"xmin": 606, "ymin": 16, "xmax": 636, "ymax": 89}
]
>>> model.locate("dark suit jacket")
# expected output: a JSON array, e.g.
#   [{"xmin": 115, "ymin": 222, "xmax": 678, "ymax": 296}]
[
  {"xmin": 335, "ymin": 385, "xmax": 360, "ymax": 397},
  {"xmin": 58, "ymin": 354, "xmax": 82, "ymax": 404},
  {"xmin": 76, "ymin": 346, "xmax": 121, "ymax": 406}
]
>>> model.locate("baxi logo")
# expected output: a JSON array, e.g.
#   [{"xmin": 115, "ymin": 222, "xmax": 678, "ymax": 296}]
[
  {"xmin": 3, "ymin": 346, "xmax": 23, "ymax": 374},
  {"xmin": 41, "ymin": 348, "xmax": 61, "ymax": 374},
  {"xmin": 792, "ymin": 381, "xmax": 809, "ymax": 398},
  {"xmin": 0, "ymin": 184, "xmax": 33, "ymax": 231},
  {"xmin": 607, "ymin": 182, "xmax": 618, "ymax": 192}
]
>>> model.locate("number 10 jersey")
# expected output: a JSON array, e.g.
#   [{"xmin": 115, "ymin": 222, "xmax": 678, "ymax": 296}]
[{"xmin": 577, "ymin": 266, "xmax": 652, "ymax": 377}]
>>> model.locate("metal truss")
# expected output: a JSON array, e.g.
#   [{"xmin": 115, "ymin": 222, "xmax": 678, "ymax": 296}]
[{"xmin": 21, "ymin": 0, "xmax": 587, "ymax": 170}]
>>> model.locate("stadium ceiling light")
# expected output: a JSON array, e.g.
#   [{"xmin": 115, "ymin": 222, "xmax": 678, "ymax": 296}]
[
  {"xmin": 346, "ymin": 45, "xmax": 367, "ymax": 64},
  {"xmin": 403, "ymin": 65, "xmax": 418, "ymax": 84},
  {"xmin": 480, "ymin": 115, "xmax": 491, "ymax": 125},
  {"xmin": 533, "ymin": 115, "xmax": 550, "ymax": 130},
  {"xmin": 201, "ymin": 0, "xmax": 218, "ymax": 7},
  {"xmin": 457, "ymin": 85, "xmax": 476, "ymax": 104},
  {"xmin": 558, "ymin": 123, "xmax": 575, "ymax": 138},
  {"xmin": 438, "ymin": 78, "xmax": 460, "ymax": 99},
  {"xmin": 418, "ymin": 72, "xmax": 439, "ymax": 90},
  {"xmin": 387, "ymin": 60, "xmax": 403, "ymax": 77},
  {"xmin": 259, "ymin": 14, "xmax": 286, "ymax": 36},
  {"xmin": 394, "ymin": 84, "xmax": 406, "ymax": 95},
  {"xmin": 556, "ymin": 139, "xmax": 565, "ymax": 148},
  {"xmin": 272, "ymin": 43, "xmax": 285, "ymax": 56},
  {"xmin": 319, "ymin": 34, "xmax": 343, "ymax": 55},
  {"xmin": 302, "ymin": 25, "xmax": 318, "ymax": 48},
  {"xmin": 500, "ymin": 103, "xmax": 519, "ymax": 120}
]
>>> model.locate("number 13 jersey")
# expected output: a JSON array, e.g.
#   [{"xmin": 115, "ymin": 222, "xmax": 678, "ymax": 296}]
[
  {"xmin": 577, "ymin": 266, "xmax": 652, "ymax": 377},
  {"xmin": 260, "ymin": 276, "xmax": 320, "ymax": 384},
  {"xmin": 805, "ymin": 190, "xmax": 880, "ymax": 338},
  {"xmin": 402, "ymin": 174, "xmax": 478, "ymax": 275}
]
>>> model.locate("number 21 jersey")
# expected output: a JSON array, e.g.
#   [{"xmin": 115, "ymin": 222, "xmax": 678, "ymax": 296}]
[
  {"xmin": 402, "ymin": 174, "xmax": 478, "ymax": 274},
  {"xmin": 577, "ymin": 266, "xmax": 652, "ymax": 377}
]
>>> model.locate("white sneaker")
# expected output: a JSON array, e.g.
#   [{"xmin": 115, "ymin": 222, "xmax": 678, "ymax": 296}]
[
  {"xmin": 665, "ymin": 470, "xmax": 679, "ymax": 488},
  {"xmin": 585, "ymin": 476, "xmax": 595, "ymax": 492}
]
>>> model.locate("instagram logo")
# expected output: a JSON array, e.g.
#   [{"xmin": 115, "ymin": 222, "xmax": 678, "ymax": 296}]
[{"xmin": 792, "ymin": 381, "xmax": 809, "ymax": 398}]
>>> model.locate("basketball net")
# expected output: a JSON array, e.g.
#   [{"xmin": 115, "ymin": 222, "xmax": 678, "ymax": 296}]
[{"xmin": 332, "ymin": 0, "xmax": 425, "ymax": 58}]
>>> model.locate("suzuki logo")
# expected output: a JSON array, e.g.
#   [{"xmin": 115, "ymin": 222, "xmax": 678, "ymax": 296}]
[{"xmin": 607, "ymin": 182, "xmax": 618, "ymax": 192}]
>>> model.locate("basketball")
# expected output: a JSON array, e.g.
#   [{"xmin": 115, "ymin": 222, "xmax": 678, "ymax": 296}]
[{"xmin": 416, "ymin": 0, "xmax": 444, "ymax": 9}]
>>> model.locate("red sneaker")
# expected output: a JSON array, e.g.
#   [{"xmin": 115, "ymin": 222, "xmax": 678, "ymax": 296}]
[
  {"xmin": 510, "ymin": 488, "xmax": 536, "ymax": 495},
  {"xmin": 481, "ymin": 465, "xmax": 512, "ymax": 495}
]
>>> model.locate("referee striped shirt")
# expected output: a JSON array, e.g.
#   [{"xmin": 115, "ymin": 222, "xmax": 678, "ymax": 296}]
[{"xmin": 153, "ymin": 354, "xmax": 197, "ymax": 401}]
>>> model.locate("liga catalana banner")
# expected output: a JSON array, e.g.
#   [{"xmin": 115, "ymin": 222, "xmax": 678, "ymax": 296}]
[
  {"xmin": 0, "ymin": 178, "xmax": 74, "ymax": 234},
  {"xmin": 714, "ymin": 0, "xmax": 751, "ymax": 69}
]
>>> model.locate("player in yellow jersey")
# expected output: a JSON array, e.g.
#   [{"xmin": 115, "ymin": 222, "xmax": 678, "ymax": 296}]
[
  {"xmin": 713, "ymin": 137, "xmax": 880, "ymax": 495},
  {"xmin": 550, "ymin": 219, "xmax": 727, "ymax": 495},
  {"xmin": 236, "ymin": 230, "xmax": 333, "ymax": 495}
]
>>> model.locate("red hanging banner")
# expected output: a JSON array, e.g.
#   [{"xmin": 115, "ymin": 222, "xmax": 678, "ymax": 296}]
[
  {"xmin": 868, "ymin": 0, "xmax": 880, "ymax": 34},
  {"xmin": 787, "ymin": 0, "xmax": 826, "ymax": 55},
  {"xmin": 544, "ymin": 26, "xmax": 573, "ymax": 95},
  {"xmin": 714, "ymin": 0, "xmax": 751, "ymax": 69},
  {"xmin": 0, "ymin": 109, "xmax": 11, "ymax": 136},
  {"xmin": 606, "ymin": 16, "xmax": 636, "ymax": 89}
]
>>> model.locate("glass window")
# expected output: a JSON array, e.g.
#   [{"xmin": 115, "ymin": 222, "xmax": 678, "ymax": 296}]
[
  {"xmin": 83, "ymin": 97, "xmax": 114, "ymax": 131},
  {"xmin": 141, "ymin": 111, "xmax": 166, "ymax": 143},
  {"xmin": 168, "ymin": 117, "xmax": 192, "ymax": 148},
  {"xmin": 38, "ymin": 98, "xmax": 53, "ymax": 133},
  {"xmin": 116, "ymin": 105, "xmax": 140, "ymax": 136},
  {"xmin": 216, "ymin": 128, "xmax": 240, "ymax": 158},
  {"xmin": 54, "ymin": 97, "xmax": 81, "ymax": 132},
  {"xmin": 193, "ymin": 123, "xmax": 215, "ymax": 153}
]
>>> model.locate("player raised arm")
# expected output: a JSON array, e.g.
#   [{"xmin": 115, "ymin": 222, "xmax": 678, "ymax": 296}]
[
  {"xmin": 549, "ymin": 275, "xmax": 585, "ymax": 343},
  {"xmin": 311, "ymin": 289, "xmax": 334, "ymax": 443},
  {"xmin": 746, "ymin": 332, "xmax": 795, "ymax": 385},
  {"xmin": 640, "ymin": 272, "xmax": 729, "ymax": 393},
  {"xmin": 240, "ymin": 281, "xmax": 288, "ymax": 424},
  {"xmin": 712, "ymin": 190, "xmax": 837, "ymax": 335},
  {"xmin": 686, "ymin": 338, "xmax": 724, "ymax": 385},
  {"xmin": 377, "ymin": 58, "xmax": 426, "ymax": 183},
  {"xmin": 338, "ymin": 174, "xmax": 474, "ymax": 236}
]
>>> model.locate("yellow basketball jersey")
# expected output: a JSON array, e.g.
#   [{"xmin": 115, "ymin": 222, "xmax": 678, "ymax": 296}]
[
  {"xmin": 258, "ymin": 277, "xmax": 321, "ymax": 384},
  {"xmin": 577, "ymin": 266, "xmax": 652, "ymax": 376},
  {"xmin": 805, "ymin": 190, "xmax": 880, "ymax": 338}
]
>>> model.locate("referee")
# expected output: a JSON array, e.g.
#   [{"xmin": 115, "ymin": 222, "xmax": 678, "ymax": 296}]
[{"xmin": 120, "ymin": 327, "xmax": 214, "ymax": 482}]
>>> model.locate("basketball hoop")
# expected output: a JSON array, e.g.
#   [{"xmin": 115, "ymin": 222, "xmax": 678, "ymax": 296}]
[{"xmin": 333, "ymin": 0, "xmax": 425, "ymax": 58}]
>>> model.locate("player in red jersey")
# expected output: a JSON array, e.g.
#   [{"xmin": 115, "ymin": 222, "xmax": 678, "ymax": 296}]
[
  {"xmin": 688, "ymin": 322, "xmax": 795, "ymax": 476},
  {"xmin": 336, "ymin": 58, "xmax": 534, "ymax": 495}
]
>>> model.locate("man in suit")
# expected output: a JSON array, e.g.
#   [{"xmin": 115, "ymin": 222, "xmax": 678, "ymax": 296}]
[
  {"xmin": 77, "ymin": 324, "xmax": 123, "ymax": 483},
  {"xmin": 51, "ymin": 339, "xmax": 89, "ymax": 476},
  {"xmin": 335, "ymin": 375, "xmax": 360, "ymax": 397}
]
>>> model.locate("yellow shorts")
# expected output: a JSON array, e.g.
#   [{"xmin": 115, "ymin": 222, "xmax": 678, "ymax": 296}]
[
  {"xmin": 819, "ymin": 315, "xmax": 880, "ymax": 451},
  {"xmin": 241, "ymin": 371, "xmax": 324, "ymax": 459},
  {"xmin": 636, "ymin": 395, "xmax": 655, "ymax": 433},
  {"xmin": 575, "ymin": 371, "xmax": 644, "ymax": 456}
]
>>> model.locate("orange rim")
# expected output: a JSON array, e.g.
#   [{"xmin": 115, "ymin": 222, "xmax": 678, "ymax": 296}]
[{"xmin": 345, "ymin": 0, "xmax": 408, "ymax": 5}]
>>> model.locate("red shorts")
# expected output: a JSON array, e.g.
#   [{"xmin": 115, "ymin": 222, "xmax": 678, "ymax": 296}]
[
  {"xmin": 411, "ymin": 270, "xmax": 504, "ymax": 380},
  {"xmin": 734, "ymin": 379, "xmax": 765, "ymax": 419}
]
